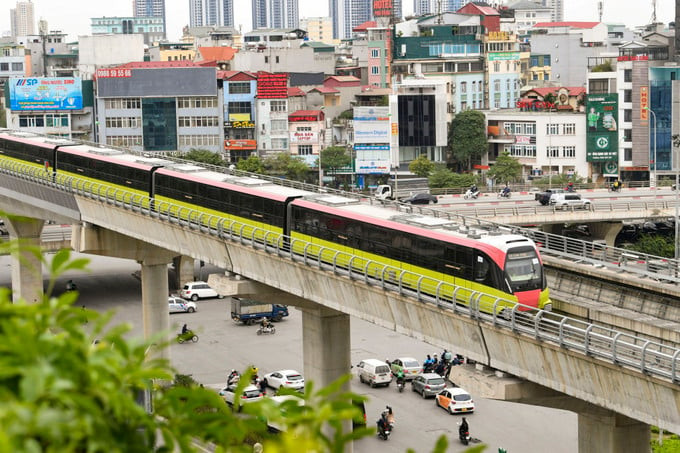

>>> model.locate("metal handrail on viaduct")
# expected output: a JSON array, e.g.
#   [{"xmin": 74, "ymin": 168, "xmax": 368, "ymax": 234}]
[{"xmin": 1, "ymin": 159, "xmax": 679, "ymax": 385}]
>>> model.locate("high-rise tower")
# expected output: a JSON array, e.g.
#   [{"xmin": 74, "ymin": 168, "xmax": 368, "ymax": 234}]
[
  {"xmin": 9, "ymin": 0, "xmax": 35, "ymax": 37},
  {"xmin": 189, "ymin": 0, "xmax": 234, "ymax": 27},
  {"xmin": 252, "ymin": 0, "xmax": 299, "ymax": 29},
  {"xmin": 133, "ymin": 0, "xmax": 166, "ymax": 38},
  {"xmin": 329, "ymin": 0, "xmax": 371, "ymax": 40}
]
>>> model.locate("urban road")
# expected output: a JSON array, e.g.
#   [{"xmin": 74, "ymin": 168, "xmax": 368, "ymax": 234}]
[{"xmin": 0, "ymin": 253, "xmax": 577, "ymax": 453}]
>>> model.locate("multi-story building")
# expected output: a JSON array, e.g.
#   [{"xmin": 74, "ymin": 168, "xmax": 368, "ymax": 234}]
[
  {"xmin": 189, "ymin": 0, "xmax": 234, "ymax": 28},
  {"xmin": 538, "ymin": 0, "xmax": 563, "ymax": 22},
  {"xmin": 503, "ymin": 0, "xmax": 552, "ymax": 37},
  {"xmin": 0, "ymin": 44, "xmax": 28, "ymax": 86},
  {"xmin": 330, "ymin": 0, "xmax": 372, "ymax": 40},
  {"xmin": 95, "ymin": 62, "xmax": 221, "ymax": 153},
  {"xmin": 5, "ymin": 76, "xmax": 94, "ymax": 140},
  {"xmin": 392, "ymin": 14, "xmax": 485, "ymax": 114},
  {"xmin": 486, "ymin": 106, "xmax": 587, "ymax": 181},
  {"xmin": 77, "ymin": 34, "xmax": 146, "ymax": 80},
  {"xmin": 485, "ymin": 31, "xmax": 521, "ymax": 110},
  {"xmin": 288, "ymin": 110, "xmax": 325, "ymax": 166},
  {"xmin": 525, "ymin": 53, "xmax": 552, "ymax": 86},
  {"xmin": 90, "ymin": 16, "xmax": 165, "ymax": 45},
  {"xmin": 299, "ymin": 17, "xmax": 335, "ymax": 44},
  {"xmin": 133, "ymin": 0, "xmax": 166, "ymax": 39},
  {"xmin": 148, "ymin": 42, "xmax": 196, "ymax": 62},
  {"xmin": 13, "ymin": 30, "xmax": 76, "ymax": 78},
  {"xmin": 252, "ymin": 0, "xmax": 299, "ymax": 29},
  {"xmin": 184, "ymin": 26, "xmax": 240, "ymax": 49},
  {"xmin": 413, "ymin": 0, "xmax": 473, "ymax": 16},
  {"xmin": 10, "ymin": 0, "xmax": 34, "ymax": 38},
  {"xmin": 221, "ymin": 70, "xmax": 258, "ymax": 162},
  {"xmin": 254, "ymin": 71, "xmax": 289, "ymax": 156}
]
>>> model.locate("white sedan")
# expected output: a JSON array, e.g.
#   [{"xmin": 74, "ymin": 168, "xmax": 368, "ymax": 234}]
[
  {"xmin": 169, "ymin": 296, "xmax": 197, "ymax": 313},
  {"xmin": 435, "ymin": 387, "xmax": 475, "ymax": 414},
  {"xmin": 219, "ymin": 384, "xmax": 264, "ymax": 406},
  {"xmin": 263, "ymin": 370, "xmax": 305, "ymax": 391}
]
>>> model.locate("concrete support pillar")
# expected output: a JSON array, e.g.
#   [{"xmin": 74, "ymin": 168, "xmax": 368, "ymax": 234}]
[
  {"xmin": 300, "ymin": 305, "xmax": 353, "ymax": 448},
  {"xmin": 578, "ymin": 411, "xmax": 650, "ymax": 453},
  {"xmin": 140, "ymin": 258, "xmax": 171, "ymax": 362},
  {"xmin": 587, "ymin": 222, "xmax": 623, "ymax": 247},
  {"xmin": 5, "ymin": 217, "xmax": 44, "ymax": 303},
  {"xmin": 542, "ymin": 224, "xmax": 563, "ymax": 235},
  {"xmin": 172, "ymin": 255, "xmax": 195, "ymax": 291}
]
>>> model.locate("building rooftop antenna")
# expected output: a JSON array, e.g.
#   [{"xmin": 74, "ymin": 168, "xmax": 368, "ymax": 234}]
[
  {"xmin": 598, "ymin": 0, "xmax": 603, "ymax": 22},
  {"xmin": 651, "ymin": 0, "xmax": 657, "ymax": 23},
  {"xmin": 437, "ymin": 0, "xmax": 443, "ymax": 24}
]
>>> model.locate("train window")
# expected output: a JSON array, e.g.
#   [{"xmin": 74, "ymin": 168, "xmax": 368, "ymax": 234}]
[{"xmin": 474, "ymin": 254, "xmax": 494, "ymax": 286}]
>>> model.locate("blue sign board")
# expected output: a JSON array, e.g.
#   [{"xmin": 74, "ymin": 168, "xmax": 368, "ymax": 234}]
[{"xmin": 9, "ymin": 77, "xmax": 83, "ymax": 111}]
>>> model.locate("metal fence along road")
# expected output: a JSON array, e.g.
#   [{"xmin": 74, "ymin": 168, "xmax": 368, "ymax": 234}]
[{"xmin": 1, "ymin": 160, "xmax": 679, "ymax": 385}]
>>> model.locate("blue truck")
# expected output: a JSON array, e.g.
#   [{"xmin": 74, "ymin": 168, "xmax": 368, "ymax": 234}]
[{"xmin": 230, "ymin": 297, "xmax": 289, "ymax": 324}]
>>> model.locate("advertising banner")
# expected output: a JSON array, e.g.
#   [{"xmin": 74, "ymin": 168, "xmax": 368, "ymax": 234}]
[
  {"xmin": 640, "ymin": 86, "xmax": 648, "ymax": 121},
  {"xmin": 356, "ymin": 159, "xmax": 391, "ymax": 174},
  {"xmin": 586, "ymin": 94, "xmax": 618, "ymax": 162},
  {"xmin": 290, "ymin": 130, "xmax": 319, "ymax": 143},
  {"xmin": 354, "ymin": 107, "xmax": 391, "ymax": 144},
  {"xmin": 9, "ymin": 77, "xmax": 83, "ymax": 111},
  {"xmin": 224, "ymin": 139, "xmax": 257, "ymax": 150}
]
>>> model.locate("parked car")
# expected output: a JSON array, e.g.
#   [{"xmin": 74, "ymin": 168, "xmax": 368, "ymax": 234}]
[
  {"xmin": 411, "ymin": 373, "xmax": 446, "ymax": 398},
  {"xmin": 168, "ymin": 296, "xmax": 197, "ymax": 313},
  {"xmin": 535, "ymin": 188, "xmax": 566, "ymax": 205},
  {"xmin": 263, "ymin": 370, "xmax": 305, "ymax": 391},
  {"xmin": 355, "ymin": 359, "xmax": 392, "ymax": 387},
  {"xmin": 549, "ymin": 193, "xmax": 592, "ymax": 210},
  {"xmin": 181, "ymin": 281, "xmax": 223, "ymax": 301},
  {"xmin": 219, "ymin": 383, "xmax": 264, "ymax": 407},
  {"xmin": 435, "ymin": 387, "xmax": 475, "ymax": 414},
  {"xmin": 389, "ymin": 357, "xmax": 422, "ymax": 380},
  {"xmin": 402, "ymin": 193, "xmax": 438, "ymax": 205}
]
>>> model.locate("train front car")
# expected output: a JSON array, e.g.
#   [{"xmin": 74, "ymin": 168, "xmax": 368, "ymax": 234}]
[
  {"xmin": 289, "ymin": 194, "xmax": 550, "ymax": 314},
  {"xmin": 483, "ymin": 234, "xmax": 551, "ymax": 312}
]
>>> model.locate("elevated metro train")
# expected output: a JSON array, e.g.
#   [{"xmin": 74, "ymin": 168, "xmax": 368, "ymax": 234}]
[{"xmin": 0, "ymin": 130, "xmax": 551, "ymax": 312}]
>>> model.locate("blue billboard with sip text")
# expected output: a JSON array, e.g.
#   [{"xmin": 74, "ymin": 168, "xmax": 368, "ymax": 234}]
[{"xmin": 9, "ymin": 77, "xmax": 83, "ymax": 111}]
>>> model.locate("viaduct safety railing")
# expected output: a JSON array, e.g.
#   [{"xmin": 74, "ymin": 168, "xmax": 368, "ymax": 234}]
[{"xmin": 0, "ymin": 160, "xmax": 678, "ymax": 385}]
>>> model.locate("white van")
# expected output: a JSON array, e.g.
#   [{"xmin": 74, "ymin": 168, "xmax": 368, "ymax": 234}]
[
  {"xmin": 549, "ymin": 193, "xmax": 592, "ymax": 210},
  {"xmin": 355, "ymin": 359, "xmax": 393, "ymax": 387}
]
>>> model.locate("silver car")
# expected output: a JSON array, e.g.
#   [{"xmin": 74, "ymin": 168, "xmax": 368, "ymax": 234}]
[{"xmin": 411, "ymin": 373, "xmax": 446, "ymax": 398}]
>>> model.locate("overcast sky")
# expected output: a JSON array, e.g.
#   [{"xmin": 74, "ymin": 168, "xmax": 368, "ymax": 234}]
[{"xmin": 1, "ymin": 0, "xmax": 676, "ymax": 42}]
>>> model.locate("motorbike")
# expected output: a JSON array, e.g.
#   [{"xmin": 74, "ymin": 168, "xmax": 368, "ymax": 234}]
[
  {"xmin": 608, "ymin": 183, "xmax": 621, "ymax": 192},
  {"xmin": 177, "ymin": 331, "xmax": 198, "ymax": 343},
  {"xmin": 498, "ymin": 189, "xmax": 511, "ymax": 198},
  {"xmin": 66, "ymin": 281, "xmax": 78, "ymax": 292},
  {"xmin": 396, "ymin": 379, "xmax": 405, "ymax": 393},
  {"xmin": 257, "ymin": 325, "xmax": 276, "ymax": 335},
  {"xmin": 463, "ymin": 189, "xmax": 480, "ymax": 200},
  {"xmin": 459, "ymin": 430, "xmax": 471, "ymax": 445},
  {"xmin": 377, "ymin": 421, "xmax": 391, "ymax": 440}
]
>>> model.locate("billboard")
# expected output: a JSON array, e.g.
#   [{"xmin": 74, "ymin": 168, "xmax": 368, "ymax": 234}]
[
  {"xmin": 257, "ymin": 72, "xmax": 288, "ymax": 99},
  {"xmin": 353, "ymin": 107, "xmax": 391, "ymax": 144},
  {"xmin": 9, "ymin": 77, "xmax": 83, "ymax": 111},
  {"xmin": 290, "ymin": 130, "xmax": 319, "ymax": 143},
  {"xmin": 586, "ymin": 94, "xmax": 618, "ymax": 162}
]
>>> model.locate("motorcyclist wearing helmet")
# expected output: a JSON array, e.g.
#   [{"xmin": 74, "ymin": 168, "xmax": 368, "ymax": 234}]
[
  {"xmin": 459, "ymin": 416, "xmax": 469, "ymax": 437},
  {"xmin": 396, "ymin": 369, "xmax": 405, "ymax": 386},
  {"xmin": 260, "ymin": 317, "xmax": 270, "ymax": 329}
]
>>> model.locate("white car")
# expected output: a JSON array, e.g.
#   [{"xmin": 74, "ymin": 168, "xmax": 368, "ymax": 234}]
[
  {"xmin": 168, "ymin": 296, "xmax": 197, "ymax": 313},
  {"xmin": 549, "ymin": 193, "xmax": 592, "ymax": 210},
  {"xmin": 389, "ymin": 357, "xmax": 422, "ymax": 380},
  {"xmin": 219, "ymin": 384, "xmax": 264, "ymax": 406},
  {"xmin": 263, "ymin": 370, "xmax": 305, "ymax": 391},
  {"xmin": 435, "ymin": 387, "xmax": 475, "ymax": 414},
  {"xmin": 180, "ymin": 281, "xmax": 223, "ymax": 301}
]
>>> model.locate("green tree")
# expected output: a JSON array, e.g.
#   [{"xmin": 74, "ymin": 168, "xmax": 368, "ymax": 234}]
[
  {"xmin": 409, "ymin": 155, "xmax": 435, "ymax": 178},
  {"xmin": 236, "ymin": 154, "xmax": 265, "ymax": 174},
  {"xmin": 320, "ymin": 146, "xmax": 351, "ymax": 175},
  {"xmin": 626, "ymin": 234, "xmax": 675, "ymax": 258},
  {"xmin": 428, "ymin": 166, "xmax": 477, "ymax": 189},
  {"xmin": 543, "ymin": 93, "xmax": 557, "ymax": 110},
  {"xmin": 448, "ymin": 110, "xmax": 487, "ymax": 171},
  {"xmin": 487, "ymin": 151, "xmax": 522, "ymax": 184},
  {"xmin": 263, "ymin": 153, "xmax": 310, "ymax": 182},
  {"xmin": 183, "ymin": 149, "xmax": 226, "ymax": 167}
]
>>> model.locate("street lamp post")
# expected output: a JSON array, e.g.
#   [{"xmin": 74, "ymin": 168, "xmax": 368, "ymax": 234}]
[{"xmin": 645, "ymin": 107, "xmax": 657, "ymax": 190}]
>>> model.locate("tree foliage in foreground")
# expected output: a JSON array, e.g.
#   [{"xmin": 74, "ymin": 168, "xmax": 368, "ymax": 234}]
[{"xmin": 0, "ymin": 215, "xmax": 483, "ymax": 453}]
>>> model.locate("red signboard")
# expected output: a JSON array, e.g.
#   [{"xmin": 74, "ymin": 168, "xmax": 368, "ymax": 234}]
[
  {"xmin": 96, "ymin": 68, "xmax": 132, "ymax": 78},
  {"xmin": 257, "ymin": 72, "xmax": 288, "ymax": 99},
  {"xmin": 224, "ymin": 139, "xmax": 257, "ymax": 150},
  {"xmin": 516, "ymin": 100, "xmax": 556, "ymax": 110},
  {"xmin": 289, "ymin": 115, "xmax": 320, "ymax": 122},
  {"xmin": 473, "ymin": 165, "xmax": 490, "ymax": 170},
  {"xmin": 373, "ymin": 0, "xmax": 393, "ymax": 17}
]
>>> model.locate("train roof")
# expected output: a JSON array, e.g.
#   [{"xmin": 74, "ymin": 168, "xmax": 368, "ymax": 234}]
[
  {"xmin": 294, "ymin": 194, "xmax": 534, "ymax": 262},
  {"xmin": 0, "ymin": 130, "xmax": 77, "ymax": 148}
]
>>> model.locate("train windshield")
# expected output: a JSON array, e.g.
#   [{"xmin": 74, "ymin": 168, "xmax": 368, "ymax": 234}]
[{"xmin": 504, "ymin": 247, "xmax": 542, "ymax": 292}]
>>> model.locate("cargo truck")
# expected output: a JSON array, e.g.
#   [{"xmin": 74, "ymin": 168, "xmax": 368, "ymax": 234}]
[{"xmin": 230, "ymin": 297, "xmax": 289, "ymax": 324}]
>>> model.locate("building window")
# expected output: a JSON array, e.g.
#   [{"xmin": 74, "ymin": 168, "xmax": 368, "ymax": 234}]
[
  {"xmin": 271, "ymin": 119, "xmax": 287, "ymax": 131},
  {"xmin": 460, "ymin": 81, "xmax": 467, "ymax": 93},
  {"xmin": 270, "ymin": 100, "xmax": 286, "ymax": 112},
  {"xmin": 271, "ymin": 138, "xmax": 288, "ymax": 149},
  {"xmin": 624, "ymin": 109, "xmax": 632, "ymax": 122},
  {"xmin": 562, "ymin": 123, "xmax": 575, "ymax": 135},
  {"xmin": 624, "ymin": 89, "xmax": 632, "ymax": 102},
  {"xmin": 105, "ymin": 98, "xmax": 141, "ymax": 109},
  {"xmin": 623, "ymin": 128, "xmax": 632, "ymax": 142},
  {"xmin": 105, "ymin": 117, "xmax": 142, "ymax": 128},
  {"xmin": 494, "ymin": 99, "xmax": 500, "ymax": 108},
  {"xmin": 275, "ymin": 56, "xmax": 280, "ymax": 63},
  {"xmin": 547, "ymin": 146, "xmax": 559, "ymax": 158},
  {"xmin": 493, "ymin": 79, "xmax": 500, "ymax": 91},
  {"xmin": 45, "ymin": 114, "xmax": 69, "ymax": 127},
  {"xmin": 624, "ymin": 69, "xmax": 632, "ymax": 83},
  {"xmin": 546, "ymin": 123, "xmax": 559, "ymax": 135},
  {"xmin": 106, "ymin": 135, "xmax": 143, "ymax": 147},
  {"xmin": 177, "ymin": 97, "xmax": 218, "ymax": 108},
  {"xmin": 493, "ymin": 62, "xmax": 500, "ymax": 72},
  {"xmin": 588, "ymin": 79, "xmax": 608, "ymax": 94},
  {"xmin": 11, "ymin": 62, "xmax": 22, "ymax": 71},
  {"xmin": 18, "ymin": 116, "xmax": 45, "ymax": 127},
  {"xmin": 371, "ymin": 49, "xmax": 380, "ymax": 58},
  {"xmin": 624, "ymin": 148, "xmax": 633, "ymax": 160},
  {"xmin": 178, "ymin": 135, "xmax": 220, "ymax": 146},
  {"xmin": 228, "ymin": 102, "xmax": 252, "ymax": 115},
  {"xmin": 371, "ymin": 66, "xmax": 380, "ymax": 75},
  {"xmin": 298, "ymin": 145, "xmax": 313, "ymax": 155},
  {"xmin": 563, "ymin": 146, "xmax": 575, "ymax": 157},
  {"xmin": 177, "ymin": 116, "xmax": 220, "ymax": 127},
  {"xmin": 228, "ymin": 82, "xmax": 251, "ymax": 94}
]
